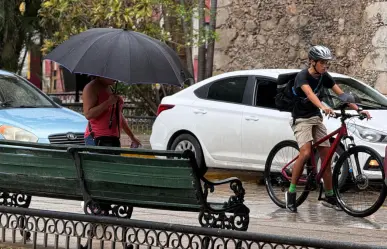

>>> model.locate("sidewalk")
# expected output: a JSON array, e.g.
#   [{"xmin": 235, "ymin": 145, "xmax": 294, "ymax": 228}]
[{"xmin": 121, "ymin": 134, "xmax": 151, "ymax": 148}]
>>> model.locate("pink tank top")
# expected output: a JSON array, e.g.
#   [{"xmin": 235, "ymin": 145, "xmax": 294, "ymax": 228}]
[{"xmin": 84, "ymin": 88, "xmax": 124, "ymax": 138}]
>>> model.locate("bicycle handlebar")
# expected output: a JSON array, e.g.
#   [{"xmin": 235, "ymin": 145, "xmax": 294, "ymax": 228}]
[
  {"xmin": 330, "ymin": 112, "xmax": 367, "ymax": 121},
  {"xmin": 326, "ymin": 103, "xmax": 367, "ymax": 121}
]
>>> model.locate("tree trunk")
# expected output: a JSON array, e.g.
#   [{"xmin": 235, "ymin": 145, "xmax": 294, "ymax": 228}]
[
  {"xmin": 0, "ymin": 0, "xmax": 40, "ymax": 73},
  {"xmin": 205, "ymin": 0, "xmax": 217, "ymax": 79},
  {"xmin": 180, "ymin": 0, "xmax": 194, "ymax": 83},
  {"xmin": 197, "ymin": 0, "xmax": 206, "ymax": 82}
]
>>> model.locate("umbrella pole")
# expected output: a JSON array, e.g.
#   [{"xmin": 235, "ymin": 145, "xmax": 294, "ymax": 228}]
[{"xmin": 108, "ymin": 83, "xmax": 119, "ymax": 129}]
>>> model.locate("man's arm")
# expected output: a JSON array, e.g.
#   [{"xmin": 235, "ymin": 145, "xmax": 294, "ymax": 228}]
[
  {"xmin": 300, "ymin": 84, "xmax": 334, "ymax": 115},
  {"xmin": 331, "ymin": 84, "xmax": 359, "ymax": 111}
]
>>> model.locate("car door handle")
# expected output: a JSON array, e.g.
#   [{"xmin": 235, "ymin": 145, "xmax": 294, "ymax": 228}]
[
  {"xmin": 245, "ymin": 116, "xmax": 259, "ymax": 121},
  {"xmin": 193, "ymin": 109, "xmax": 207, "ymax": 114}
]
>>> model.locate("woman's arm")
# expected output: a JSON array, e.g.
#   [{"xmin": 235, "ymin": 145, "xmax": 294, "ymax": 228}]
[
  {"xmin": 83, "ymin": 83, "xmax": 117, "ymax": 120},
  {"xmin": 121, "ymin": 113, "xmax": 141, "ymax": 145}
]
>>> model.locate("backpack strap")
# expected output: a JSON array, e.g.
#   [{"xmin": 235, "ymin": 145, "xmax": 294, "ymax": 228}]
[{"xmin": 292, "ymin": 74, "xmax": 324, "ymax": 98}]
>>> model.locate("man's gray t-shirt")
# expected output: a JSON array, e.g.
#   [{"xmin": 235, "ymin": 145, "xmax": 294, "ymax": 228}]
[{"xmin": 292, "ymin": 69, "xmax": 335, "ymax": 119}]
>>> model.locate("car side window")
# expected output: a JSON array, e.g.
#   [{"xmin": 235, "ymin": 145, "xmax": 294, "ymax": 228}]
[
  {"xmin": 254, "ymin": 79, "xmax": 277, "ymax": 109},
  {"xmin": 207, "ymin": 77, "xmax": 248, "ymax": 104}
]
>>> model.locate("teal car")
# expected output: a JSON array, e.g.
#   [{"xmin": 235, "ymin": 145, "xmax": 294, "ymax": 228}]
[{"xmin": 0, "ymin": 69, "xmax": 87, "ymax": 144}]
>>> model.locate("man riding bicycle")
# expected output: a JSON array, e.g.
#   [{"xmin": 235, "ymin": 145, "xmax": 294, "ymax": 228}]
[{"xmin": 286, "ymin": 45, "xmax": 371, "ymax": 213}]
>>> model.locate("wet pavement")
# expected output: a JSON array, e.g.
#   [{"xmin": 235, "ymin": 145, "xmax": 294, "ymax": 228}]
[
  {"xmin": 9, "ymin": 135, "xmax": 382, "ymax": 246},
  {"xmin": 25, "ymin": 169, "xmax": 387, "ymax": 247}
]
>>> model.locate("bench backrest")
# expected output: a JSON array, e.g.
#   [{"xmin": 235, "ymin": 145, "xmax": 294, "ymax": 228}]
[
  {"xmin": 77, "ymin": 151, "xmax": 202, "ymax": 211},
  {"xmin": 0, "ymin": 140, "xmax": 204, "ymax": 211},
  {"xmin": 0, "ymin": 145, "xmax": 81, "ymax": 199}
]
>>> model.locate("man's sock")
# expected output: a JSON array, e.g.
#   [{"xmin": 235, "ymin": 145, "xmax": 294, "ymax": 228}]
[
  {"xmin": 325, "ymin": 189, "xmax": 334, "ymax": 197},
  {"xmin": 289, "ymin": 183, "xmax": 296, "ymax": 193}
]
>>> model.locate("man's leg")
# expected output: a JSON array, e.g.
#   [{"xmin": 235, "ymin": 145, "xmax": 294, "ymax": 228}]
[
  {"xmin": 291, "ymin": 142, "xmax": 313, "ymax": 186},
  {"xmin": 317, "ymin": 146, "xmax": 333, "ymax": 192},
  {"xmin": 286, "ymin": 142, "xmax": 312, "ymax": 212},
  {"xmin": 286, "ymin": 118, "xmax": 314, "ymax": 212}
]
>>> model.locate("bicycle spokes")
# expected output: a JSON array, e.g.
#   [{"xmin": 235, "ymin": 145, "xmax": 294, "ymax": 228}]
[{"xmin": 333, "ymin": 146, "xmax": 386, "ymax": 217}]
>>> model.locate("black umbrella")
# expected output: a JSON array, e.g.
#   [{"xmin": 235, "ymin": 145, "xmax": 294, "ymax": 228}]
[{"xmin": 44, "ymin": 28, "xmax": 191, "ymax": 87}]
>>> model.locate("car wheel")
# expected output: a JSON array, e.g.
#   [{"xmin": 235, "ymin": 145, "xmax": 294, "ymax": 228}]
[{"xmin": 171, "ymin": 133, "xmax": 206, "ymax": 171}]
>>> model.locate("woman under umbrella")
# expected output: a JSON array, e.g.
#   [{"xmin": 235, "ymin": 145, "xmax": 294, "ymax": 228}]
[
  {"xmin": 44, "ymin": 28, "xmax": 191, "ymax": 149},
  {"xmin": 83, "ymin": 76, "xmax": 141, "ymax": 148}
]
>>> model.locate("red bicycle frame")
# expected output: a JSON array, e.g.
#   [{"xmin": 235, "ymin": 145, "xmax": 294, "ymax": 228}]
[{"xmin": 281, "ymin": 121, "xmax": 349, "ymax": 184}]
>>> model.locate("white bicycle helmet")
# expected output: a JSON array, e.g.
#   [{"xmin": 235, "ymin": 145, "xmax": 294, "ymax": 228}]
[{"xmin": 308, "ymin": 45, "xmax": 333, "ymax": 61}]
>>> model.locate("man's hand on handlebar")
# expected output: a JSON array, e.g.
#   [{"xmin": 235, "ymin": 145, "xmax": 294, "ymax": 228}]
[
  {"xmin": 359, "ymin": 110, "xmax": 371, "ymax": 120},
  {"xmin": 321, "ymin": 106, "xmax": 335, "ymax": 117}
]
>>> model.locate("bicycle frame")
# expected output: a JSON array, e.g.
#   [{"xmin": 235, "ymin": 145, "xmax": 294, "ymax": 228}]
[{"xmin": 281, "ymin": 120, "xmax": 349, "ymax": 184}]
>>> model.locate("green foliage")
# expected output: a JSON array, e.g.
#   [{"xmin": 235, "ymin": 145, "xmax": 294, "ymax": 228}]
[
  {"xmin": 39, "ymin": 0, "xmax": 212, "ymax": 54},
  {"xmin": 39, "ymin": 0, "xmax": 216, "ymax": 113}
]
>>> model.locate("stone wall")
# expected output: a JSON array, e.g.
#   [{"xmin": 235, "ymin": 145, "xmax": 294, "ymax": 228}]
[{"xmin": 214, "ymin": 0, "xmax": 387, "ymax": 93}]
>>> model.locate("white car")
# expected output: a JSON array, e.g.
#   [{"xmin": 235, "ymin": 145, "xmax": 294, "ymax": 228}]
[{"xmin": 150, "ymin": 69, "xmax": 387, "ymax": 172}]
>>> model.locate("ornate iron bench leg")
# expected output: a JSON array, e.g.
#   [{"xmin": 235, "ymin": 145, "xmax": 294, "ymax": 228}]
[
  {"xmin": 83, "ymin": 201, "xmax": 133, "ymax": 219},
  {"xmin": 70, "ymin": 149, "xmax": 134, "ymax": 219},
  {"xmin": 198, "ymin": 205, "xmax": 250, "ymax": 231}
]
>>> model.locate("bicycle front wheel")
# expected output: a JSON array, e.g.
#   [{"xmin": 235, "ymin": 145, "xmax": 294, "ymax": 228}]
[
  {"xmin": 264, "ymin": 140, "xmax": 310, "ymax": 208},
  {"xmin": 333, "ymin": 145, "xmax": 387, "ymax": 217}
]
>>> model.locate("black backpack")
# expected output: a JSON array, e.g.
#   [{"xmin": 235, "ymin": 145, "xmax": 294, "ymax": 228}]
[{"xmin": 275, "ymin": 72, "xmax": 299, "ymax": 112}]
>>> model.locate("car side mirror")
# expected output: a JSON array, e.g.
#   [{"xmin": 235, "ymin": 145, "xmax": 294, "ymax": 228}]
[{"xmin": 51, "ymin": 96, "xmax": 63, "ymax": 105}]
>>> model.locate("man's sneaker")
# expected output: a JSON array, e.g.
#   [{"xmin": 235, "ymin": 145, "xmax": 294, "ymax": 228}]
[
  {"xmin": 285, "ymin": 191, "xmax": 297, "ymax": 213},
  {"xmin": 321, "ymin": 196, "xmax": 342, "ymax": 211}
]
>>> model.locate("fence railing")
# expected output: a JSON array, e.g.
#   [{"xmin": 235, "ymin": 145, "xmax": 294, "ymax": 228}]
[
  {"xmin": 0, "ymin": 205, "xmax": 385, "ymax": 249},
  {"xmin": 60, "ymin": 103, "xmax": 155, "ymax": 134}
]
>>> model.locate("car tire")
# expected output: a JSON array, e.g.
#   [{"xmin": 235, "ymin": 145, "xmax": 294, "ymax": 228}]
[{"xmin": 170, "ymin": 133, "xmax": 206, "ymax": 172}]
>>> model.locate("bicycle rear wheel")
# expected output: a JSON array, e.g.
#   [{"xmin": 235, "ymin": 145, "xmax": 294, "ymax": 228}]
[
  {"xmin": 333, "ymin": 145, "xmax": 386, "ymax": 217},
  {"xmin": 264, "ymin": 140, "xmax": 311, "ymax": 208}
]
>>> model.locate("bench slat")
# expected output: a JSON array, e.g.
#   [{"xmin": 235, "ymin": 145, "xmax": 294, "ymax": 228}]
[
  {"xmin": 81, "ymin": 154, "xmax": 196, "ymax": 189},
  {"xmin": 81, "ymin": 158, "xmax": 194, "ymax": 177},
  {"xmin": 87, "ymin": 181, "xmax": 199, "ymax": 205},
  {"xmin": 0, "ymin": 174, "xmax": 80, "ymax": 197},
  {"xmin": 78, "ymin": 153, "xmax": 200, "ymax": 209},
  {"xmin": 0, "ymin": 154, "xmax": 76, "ymax": 178}
]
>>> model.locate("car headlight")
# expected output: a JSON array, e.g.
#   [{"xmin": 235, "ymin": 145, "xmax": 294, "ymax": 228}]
[
  {"xmin": 348, "ymin": 124, "xmax": 387, "ymax": 143},
  {"xmin": 0, "ymin": 125, "xmax": 38, "ymax": 142}
]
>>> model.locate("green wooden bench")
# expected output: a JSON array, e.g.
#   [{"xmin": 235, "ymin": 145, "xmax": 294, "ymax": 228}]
[{"xmin": 0, "ymin": 140, "xmax": 250, "ymax": 231}]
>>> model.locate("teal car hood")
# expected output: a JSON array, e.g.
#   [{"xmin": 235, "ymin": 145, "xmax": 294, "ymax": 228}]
[{"xmin": 0, "ymin": 107, "xmax": 87, "ymax": 139}]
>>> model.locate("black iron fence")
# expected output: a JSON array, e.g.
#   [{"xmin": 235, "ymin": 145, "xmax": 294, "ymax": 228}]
[{"xmin": 0, "ymin": 205, "xmax": 385, "ymax": 249}]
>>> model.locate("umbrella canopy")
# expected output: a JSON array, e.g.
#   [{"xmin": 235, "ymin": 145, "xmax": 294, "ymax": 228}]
[{"xmin": 44, "ymin": 28, "xmax": 191, "ymax": 87}]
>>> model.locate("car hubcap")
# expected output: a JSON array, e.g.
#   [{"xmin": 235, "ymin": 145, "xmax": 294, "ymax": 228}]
[{"xmin": 175, "ymin": 140, "xmax": 196, "ymax": 156}]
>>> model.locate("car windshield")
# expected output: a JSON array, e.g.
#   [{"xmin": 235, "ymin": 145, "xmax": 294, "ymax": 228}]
[
  {"xmin": 0, "ymin": 75, "xmax": 54, "ymax": 108},
  {"xmin": 323, "ymin": 77, "xmax": 387, "ymax": 110}
]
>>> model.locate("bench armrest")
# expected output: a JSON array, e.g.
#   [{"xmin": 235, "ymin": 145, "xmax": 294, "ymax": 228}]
[{"xmin": 201, "ymin": 176, "xmax": 246, "ymax": 207}]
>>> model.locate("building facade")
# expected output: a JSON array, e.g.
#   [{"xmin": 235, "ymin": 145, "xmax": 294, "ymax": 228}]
[{"xmin": 213, "ymin": 0, "xmax": 387, "ymax": 93}]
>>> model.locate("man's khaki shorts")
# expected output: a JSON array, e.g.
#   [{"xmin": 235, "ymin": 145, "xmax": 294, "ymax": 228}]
[{"xmin": 290, "ymin": 116, "xmax": 330, "ymax": 149}]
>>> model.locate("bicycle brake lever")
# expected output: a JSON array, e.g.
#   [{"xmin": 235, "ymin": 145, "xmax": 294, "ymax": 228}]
[{"xmin": 359, "ymin": 114, "xmax": 367, "ymax": 120}]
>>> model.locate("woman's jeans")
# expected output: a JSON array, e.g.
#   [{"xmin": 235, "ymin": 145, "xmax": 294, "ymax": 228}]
[{"xmin": 84, "ymin": 134, "xmax": 121, "ymax": 147}]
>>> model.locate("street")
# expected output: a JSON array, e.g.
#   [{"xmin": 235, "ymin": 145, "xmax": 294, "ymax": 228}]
[{"xmin": 26, "ymin": 169, "xmax": 387, "ymax": 247}]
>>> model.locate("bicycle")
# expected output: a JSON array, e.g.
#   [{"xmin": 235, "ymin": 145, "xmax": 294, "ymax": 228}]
[{"xmin": 264, "ymin": 103, "xmax": 387, "ymax": 217}]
